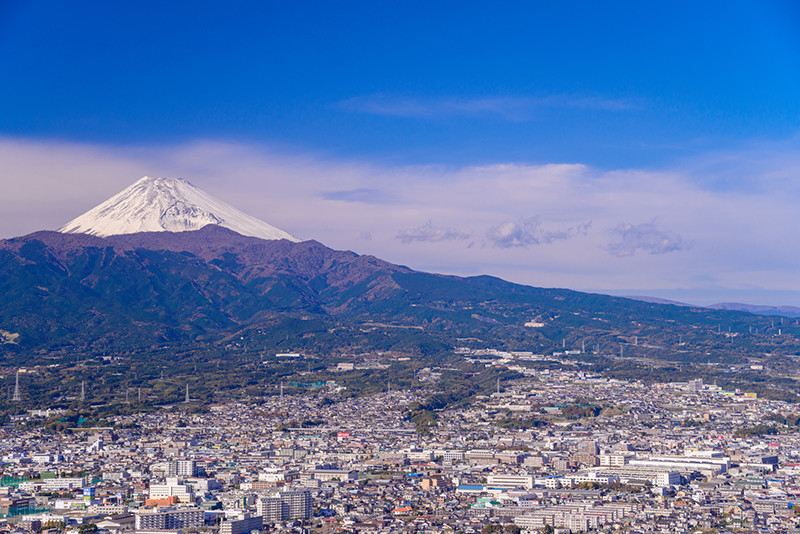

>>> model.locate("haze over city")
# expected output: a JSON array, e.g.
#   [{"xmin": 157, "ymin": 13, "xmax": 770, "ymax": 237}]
[{"xmin": 2, "ymin": 1, "xmax": 799, "ymax": 305}]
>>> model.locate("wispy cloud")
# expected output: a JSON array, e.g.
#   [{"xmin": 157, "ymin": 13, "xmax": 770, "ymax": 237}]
[
  {"xmin": 606, "ymin": 221, "xmax": 689, "ymax": 257},
  {"xmin": 321, "ymin": 188, "xmax": 397, "ymax": 204},
  {"xmin": 339, "ymin": 94, "xmax": 637, "ymax": 121},
  {"xmin": 486, "ymin": 218, "xmax": 591, "ymax": 248},
  {"xmin": 396, "ymin": 221, "xmax": 470, "ymax": 244}
]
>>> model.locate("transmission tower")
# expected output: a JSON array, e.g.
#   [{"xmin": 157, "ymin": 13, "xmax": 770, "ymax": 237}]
[{"xmin": 11, "ymin": 370, "xmax": 21, "ymax": 402}]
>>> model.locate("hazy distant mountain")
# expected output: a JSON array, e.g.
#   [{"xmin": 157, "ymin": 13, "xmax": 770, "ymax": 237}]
[
  {"xmin": 626, "ymin": 295, "xmax": 800, "ymax": 319},
  {"xmin": 623, "ymin": 296, "xmax": 693, "ymax": 307},
  {"xmin": 709, "ymin": 302, "xmax": 800, "ymax": 318},
  {"xmin": 59, "ymin": 176, "xmax": 299, "ymax": 242}
]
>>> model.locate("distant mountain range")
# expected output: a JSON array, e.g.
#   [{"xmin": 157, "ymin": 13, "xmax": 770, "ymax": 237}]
[
  {"xmin": 708, "ymin": 302, "xmax": 800, "ymax": 318},
  {"xmin": 626, "ymin": 296, "xmax": 800, "ymax": 318},
  {"xmin": 623, "ymin": 296, "xmax": 693, "ymax": 307},
  {"xmin": 1, "ymin": 177, "xmax": 796, "ymax": 361}
]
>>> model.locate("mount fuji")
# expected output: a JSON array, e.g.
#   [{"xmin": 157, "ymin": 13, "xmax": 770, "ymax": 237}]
[{"xmin": 59, "ymin": 176, "xmax": 299, "ymax": 242}]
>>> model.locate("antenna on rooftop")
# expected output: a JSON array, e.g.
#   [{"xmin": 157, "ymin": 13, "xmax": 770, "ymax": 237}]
[{"xmin": 12, "ymin": 370, "xmax": 21, "ymax": 402}]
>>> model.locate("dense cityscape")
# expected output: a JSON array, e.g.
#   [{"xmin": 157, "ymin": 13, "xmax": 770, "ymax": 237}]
[{"xmin": 3, "ymin": 349, "xmax": 800, "ymax": 534}]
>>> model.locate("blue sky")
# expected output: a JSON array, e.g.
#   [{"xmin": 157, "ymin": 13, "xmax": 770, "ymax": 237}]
[{"xmin": 2, "ymin": 1, "xmax": 800, "ymax": 305}]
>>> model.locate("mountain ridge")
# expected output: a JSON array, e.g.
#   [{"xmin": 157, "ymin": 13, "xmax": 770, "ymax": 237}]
[{"xmin": 1, "ymin": 226, "xmax": 797, "ymax": 362}]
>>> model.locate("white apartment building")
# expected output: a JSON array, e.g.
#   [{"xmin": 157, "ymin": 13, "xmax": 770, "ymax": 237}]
[
  {"xmin": 435, "ymin": 450, "xmax": 465, "ymax": 463},
  {"xmin": 486, "ymin": 475, "xmax": 535, "ymax": 490},
  {"xmin": 20, "ymin": 477, "xmax": 85, "ymax": 492},
  {"xmin": 148, "ymin": 478, "xmax": 194, "ymax": 503},
  {"xmin": 219, "ymin": 514, "xmax": 263, "ymax": 534},
  {"xmin": 135, "ymin": 508, "xmax": 204, "ymax": 530},
  {"xmin": 256, "ymin": 489, "xmax": 312, "ymax": 521},
  {"xmin": 166, "ymin": 460, "xmax": 198, "ymax": 478},
  {"xmin": 599, "ymin": 453, "xmax": 633, "ymax": 466}
]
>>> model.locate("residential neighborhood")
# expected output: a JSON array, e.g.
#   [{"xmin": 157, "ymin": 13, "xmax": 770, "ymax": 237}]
[{"xmin": 2, "ymin": 359, "xmax": 800, "ymax": 534}]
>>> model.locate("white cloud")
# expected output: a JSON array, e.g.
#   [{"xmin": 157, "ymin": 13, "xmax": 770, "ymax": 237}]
[
  {"xmin": 486, "ymin": 217, "xmax": 591, "ymax": 248},
  {"xmin": 321, "ymin": 188, "xmax": 398, "ymax": 204},
  {"xmin": 606, "ymin": 221, "xmax": 689, "ymax": 257},
  {"xmin": 396, "ymin": 221, "xmax": 470, "ymax": 244}
]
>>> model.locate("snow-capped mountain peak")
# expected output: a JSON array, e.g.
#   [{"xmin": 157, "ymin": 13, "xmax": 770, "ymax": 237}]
[{"xmin": 58, "ymin": 176, "xmax": 300, "ymax": 241}]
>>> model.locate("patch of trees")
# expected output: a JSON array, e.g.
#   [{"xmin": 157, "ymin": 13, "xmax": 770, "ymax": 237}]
[
  {"xmin": 767, "ymin": 413, "xmax": 800, "ymax": 426},
  {"xmin": 495, "ymin": 415, "xmax": 547, "ymax": 430},
  {"xmin": 734, "ymin": 424, "xmax": 779, "ymax": 437},
  {"xmin": 561, "ymin": 404, "xmax": 602, "ymax": 419}
]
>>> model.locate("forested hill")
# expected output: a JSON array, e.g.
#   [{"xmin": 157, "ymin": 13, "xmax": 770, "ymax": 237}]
[{"xmin": 0, "ymin": 226, "xmax": 797, "ymax": 363}]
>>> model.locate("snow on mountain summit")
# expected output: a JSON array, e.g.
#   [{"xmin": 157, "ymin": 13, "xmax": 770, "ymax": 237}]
[{"xmin": 58, "ymin": 176, "xmax": 300, "ymax": 241}]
